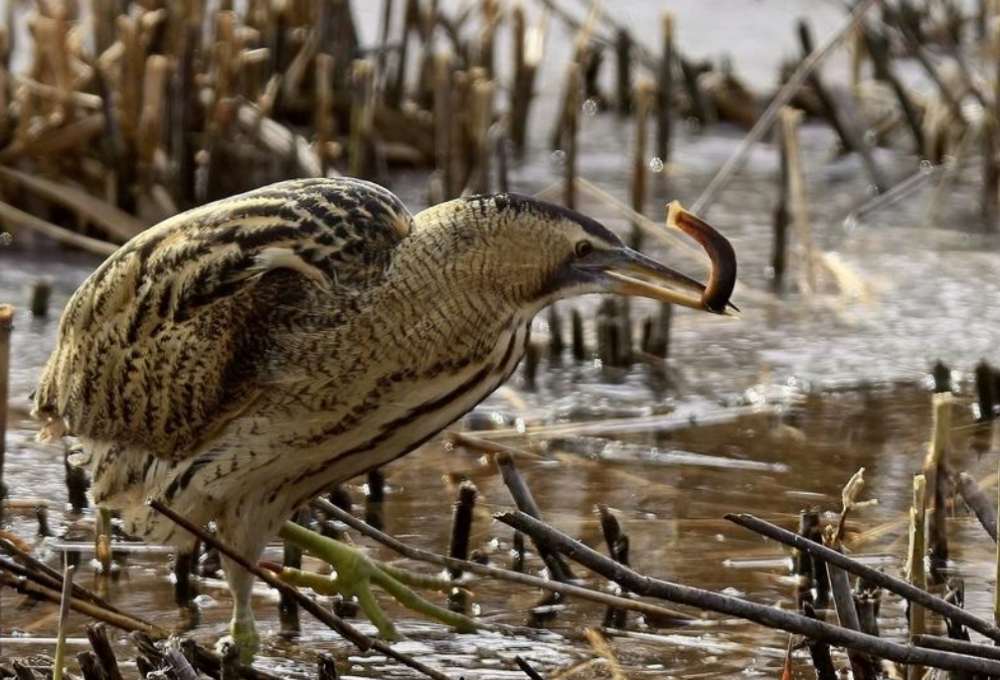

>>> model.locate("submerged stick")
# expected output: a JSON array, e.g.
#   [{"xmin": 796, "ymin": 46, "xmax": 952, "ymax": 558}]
[
  {"xmin": 724, "ymin": 513, "xmax": 1000, "ymax": 642},
  {"xmin": 498, "ymin": 510, "xmax": 1000, "ymax": 676}
]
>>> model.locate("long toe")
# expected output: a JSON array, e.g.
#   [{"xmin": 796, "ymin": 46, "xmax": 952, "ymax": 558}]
[{"xmin": 277, "ymin": 521, "xmax": 478, "ymax": 638}]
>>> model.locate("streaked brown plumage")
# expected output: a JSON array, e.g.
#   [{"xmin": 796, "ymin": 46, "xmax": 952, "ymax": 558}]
[{"xmin": 33, "ymin": 177, "xmax": 734, "ymax": 645}]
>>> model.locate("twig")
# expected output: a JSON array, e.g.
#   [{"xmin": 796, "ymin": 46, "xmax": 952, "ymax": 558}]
[
  {"xmin": 691, "ymin": 0, "xmax": 881, "ymax": 215},
  {"xmin": 312, "ymin": 498, "xmax": 693, "ymax": 623},
  {"xmin": 913, "ymin": 634, "xmax": 1000, "ymax": 661},
  {"xmin": 495, "ymin": 453, "xmax": 575, "ymax": 583},
  {"xmin": 496, "ymin": 509, "xmax": 1000, "ymax": 676},
  {"xmin": 147, "ymin": 499, "xmax": 455, "ymax": 680},
  {"xmin": 958, "ymin": 472, "xmax": 999, "ymax": 542},
  {"xmin": 723, "ymin": 513, "xmax": 1000, "ymax": 643}
]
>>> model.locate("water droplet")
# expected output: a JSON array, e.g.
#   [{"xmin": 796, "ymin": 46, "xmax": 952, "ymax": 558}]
[
  {"xmin": 582, "ymin": 98, "xmax": 599, "ymax": 116},
  {"xmin": 0, "ymin": 232, "xmax": 11, "ymax": 247},
  {"xmin": 649, "ymin": 157, "xmax": 665, "ymax": 173},
  {"xmin": 865, "ymin": 183, "xmax": 879, "ymax": 197},
  {"xmin": 763, "ymin": 265, "xmax": 775, "ymax": 280},
  {"xmin": 550, "ymin": 149, "xmax": 566, "ymax": 167},
  {"xmin": 920, "ymin": 159, "xmax": 934, "ymax": 174}
]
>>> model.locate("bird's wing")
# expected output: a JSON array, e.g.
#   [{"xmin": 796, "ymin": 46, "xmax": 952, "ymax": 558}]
[{"xmin": 33, "ymin": 178, "xmax": 413, "ymax": 459}]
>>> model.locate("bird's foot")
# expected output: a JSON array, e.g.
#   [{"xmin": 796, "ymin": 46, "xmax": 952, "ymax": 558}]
[
  {"xmin": 272, "ymin": 521, "xmax": 477, "ymax": 640},
  {"xmin": 220, "ymin": 620, "xmax": 260, "ymax": 664}
]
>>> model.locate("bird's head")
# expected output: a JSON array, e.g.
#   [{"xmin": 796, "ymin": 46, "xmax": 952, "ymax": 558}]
[{"xmin": 409, "ymin": 194, "xmax": 737, "ymax": 316}]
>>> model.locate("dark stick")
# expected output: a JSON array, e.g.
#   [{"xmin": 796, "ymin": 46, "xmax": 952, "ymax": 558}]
[
  {"xmin": 311, "ymin": 498, "xmax": 692, "ymax": 623},
  {"xmin": 0, "ymin": 540, "xmax": 120, "ymax": 614},
  {"xmin": 825, "ymin": 557, "xmax": 878, "ymax": 679},
  {"xmin": 772, "ymin": 131, "xmax": 789, "ymax": 294},
  {"xmin": 547, "ymin": 306, "xmax": 565, "ymax": 361},
  {"xmin": 802, "ymin": 603, "xmax": 838, "ymax": 680},
  {"xmin": 76, "ymin": 651, "xmax": 106, "ymax": 680},
  {"xmin": 448, "ymin": 481, "xmax": 478, "ymax": 579},
  {"xmin": 725, "ymin": 513, "xmax": 1000, "ymax": 642},
  {"xmin": 85, "ymin": 623, "xmax": 123, "ymax": 680},
  {"xmin": 614, "ymin": 28, "xmax": 631, "ymax": 114},
  {"xmin": 515, "ymin": 656, "xmax": 546, "ymax": 680},
  {"xmin": 147, "ymin": 499, "xmax": 456, "ymax": 680},
  {"xmin": 913, "ymin": 634, "xmax": 1000, "ymax": 661},
  {"xmin": 497, "ymin": 509, "xmax": 1000, "ymax": 676},
  {"xmin": 279, "ymin": 508, "xmax": 310, "ymax": 634},
  {"xmin": 318, "ymin": 653, "xmax": 340, "ymax": 680},
  {"xmin": 797, "ymin": 20, "xmax": 886, "ymax": 192},
  {"xmin": 0, "ymin": 305, "xmax": 11, "ymax": 499},
  {"xmin": 598, "ymin": 505, "xmax": 630, "ymax": 629},
  {"xmin": 495, "ymin": 453, "xmax": 575, "ymax": 583},
  {"xmin": 570, "ymin": 309, "xmax": 586, "ymax": 361},
  {"xmin": 956, "ymin": 472, "xmax": 998, "ymax": 542}
]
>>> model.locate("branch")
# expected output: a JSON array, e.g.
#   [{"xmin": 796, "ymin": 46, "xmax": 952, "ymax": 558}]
[{"xmin": 495, "ymin": 509, "xmax": 1000, "ymax": 677}]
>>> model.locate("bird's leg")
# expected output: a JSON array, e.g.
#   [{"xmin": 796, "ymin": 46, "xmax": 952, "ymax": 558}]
[
  {"xmin": 220, "ymin": 555, "xmax": 261, "ymax": 660},
  {"xmin": 276, "ymin": 520, "xmax": 477, "ymax": 640}
]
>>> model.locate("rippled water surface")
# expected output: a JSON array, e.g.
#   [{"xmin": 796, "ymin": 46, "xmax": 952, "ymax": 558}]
[{"xmin": 3, "ymin": 1, "xmax": 1000, "ymax": 678}]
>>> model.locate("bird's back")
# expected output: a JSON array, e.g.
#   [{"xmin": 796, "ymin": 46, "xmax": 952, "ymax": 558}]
[{"xmin": 34, "ymin": 178, "xmax": 414, "ymax": 460}]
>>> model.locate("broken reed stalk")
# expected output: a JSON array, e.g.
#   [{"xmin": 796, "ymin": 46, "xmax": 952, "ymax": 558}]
[
  {"xmin": 631, "ymin": 79, "xmax": 654, "ymax": 248},
  {"xmin": 471, "ymin": 76, "xmax": 494, "ymax": 195},
  {"xmin": 311, "ymin": 497, "xmax": 692, "ymax": 623},
  {"xmin": 30, "ymin": 278, "xmax": 51, "ymax": 318},
  {"xmin": 914, "ymin": 634, "xmax": 1000, "ymax": 660},
  {"xmin": 779, "ymin": 107, "xmax": 818, "ymax": 294},
  {"xmin": 957, "ymin": 472, "xmax": 998, "ymax": 542},
  {"xmin": 0, "ymin": 304, "xmax": 11, "ymax": 498},
  {"xmin": 147, "ymin": 499, "xmax": 455, "ymax": 680},
  {"xmin": 561, "ymin": 61, "xmax": 581, "ymax": 209},
  {"xmin": 907, "ymin": 473, "xmax": 927, "ymax": 672},
  {"xmin": 656, "ymin": 11, "xmax": 673, "ymax": 163},
  {"xmin": 996, "ymin": 458, "xmax": 1000, "ymax": 625},
  {"xmin": 348, "ymin": 60, "xmax": 375, "ymax": 179},
  {"xmin": 280, "ymin": 508, "xmax": 310, "ymax": 634},
  {"xmin": 509, "ymin": 4, "xmax": 543, "ymax": 154},
  {"xmin": 924, "ymin": 393, "xmax": 953, "ymax": 571},
  {"xmin": 824, "ymin": 545, "xmax": 878, "ymax": 679},
  {"xmin": 692, "ymin": 0, "xmax": 882, "ymax": 215},
  {"xmin": 448, "ymin": 481, "xmax": 478, "ymax": 579},
  {"xmin": 434, "ymin": 51, "xmax": 453, "ymax": 199},
  {"xmin": 497, "ymin": 510, "xmax": 1000, "ymax": 676},
  {"xmin": 723, "ymin": 513, "xmax": 1000, "ymax": 643}
]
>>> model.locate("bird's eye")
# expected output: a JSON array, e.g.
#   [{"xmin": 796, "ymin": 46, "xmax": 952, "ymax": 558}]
[{"xmin": 575, "ymin": 241, "xmax": 594, "ymax": 258}]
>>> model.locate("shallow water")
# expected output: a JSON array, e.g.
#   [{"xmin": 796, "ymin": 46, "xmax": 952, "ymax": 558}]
[{"xmin": 4, "ymin": 1, "xmax": 1000, "ymax": 678}]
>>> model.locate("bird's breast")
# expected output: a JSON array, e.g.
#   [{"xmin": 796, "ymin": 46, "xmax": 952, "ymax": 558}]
[{"xmin": 234, "ymin": 315, "xmax": 532, "ymax": 492}]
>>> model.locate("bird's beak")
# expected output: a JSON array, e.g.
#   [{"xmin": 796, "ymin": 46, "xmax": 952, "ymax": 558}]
[{"xmin": 601, "ymin": 204, "xmax": 738, "ymax": 315}]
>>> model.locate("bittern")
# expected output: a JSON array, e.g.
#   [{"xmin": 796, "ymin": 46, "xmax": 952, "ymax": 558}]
[{"xmin": 32, "ymin": 178, "xmax": 736, "ymax": 650}]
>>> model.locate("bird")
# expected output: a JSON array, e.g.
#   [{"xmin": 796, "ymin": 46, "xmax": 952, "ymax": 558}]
[{"xmin": 32, "ymin": 177, "xmax": 736, "ymax": 651}]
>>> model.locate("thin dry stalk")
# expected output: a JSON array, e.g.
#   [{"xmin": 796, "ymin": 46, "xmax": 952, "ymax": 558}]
[
  {"xmin": 779, "ymin": 106, "xmax": 818, "ymax": 294},
  {"xmin": 349, "ymin": 60, "xmax": 375, "ymax": 178}
]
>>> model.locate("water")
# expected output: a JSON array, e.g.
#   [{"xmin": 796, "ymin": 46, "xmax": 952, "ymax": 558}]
[{"xmin": 3, "ymin": 1, "xmax": 1000, "ymax": 678}]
